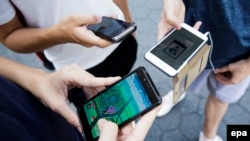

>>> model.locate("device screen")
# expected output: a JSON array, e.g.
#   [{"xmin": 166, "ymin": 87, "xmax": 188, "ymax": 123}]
[
  {"xmin": 150, "ymin": 28, "xmax": 204, "ymax": 70},
  {"xmin": 87, "ymin": 16, "xmax": 135, "ymax": 41},
  {"xmin": 79, "ymin": 68, "xmax": 160, "ymax": 140}
]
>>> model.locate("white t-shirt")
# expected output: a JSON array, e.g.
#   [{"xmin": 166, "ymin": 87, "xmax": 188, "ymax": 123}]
[{"xmin": 0, "ymin": 0, "xmax": 124, "ymax": 70}]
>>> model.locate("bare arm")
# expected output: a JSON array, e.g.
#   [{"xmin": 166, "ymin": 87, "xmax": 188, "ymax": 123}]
[
  {"xmin": 0, "ymin": 57, "xmax": 45, "ymax": 90},
  {"xmin": 158, "ymin": 0, "xmax": 185, "ymax": 40},
  {"xmin": 0, "ymin": 14, "xmax": 111, "ymax": 53},
  {"xmin": 0, "ymin": 15, "xmax": 63, "ymax": 53},
  {"xmin": 0, "ymin": 56, "xmax": 121, "ymax": 132},
  {"xmin": 113, "ymin": 0, "xmax": 133, "ymax": 22}
]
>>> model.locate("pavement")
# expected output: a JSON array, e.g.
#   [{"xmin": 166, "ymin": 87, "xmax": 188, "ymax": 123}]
[{"xmin": 0, "ymin": 0, "xmax": 249, "ymax": 141}]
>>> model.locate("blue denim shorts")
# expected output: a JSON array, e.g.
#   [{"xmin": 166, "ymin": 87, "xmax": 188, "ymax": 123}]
[{"xmin": 189, "ymin": 69, "xmax": 250, "ymax": 103}]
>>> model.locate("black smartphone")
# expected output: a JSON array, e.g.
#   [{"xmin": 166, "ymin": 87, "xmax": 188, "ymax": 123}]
[
  {"xmin": 77, "ymin": 66, "xmax": 162, "ymax": 141},
  {"xmin": 87, "ymin": 16, "xmax": 136, "ymax": 43}
]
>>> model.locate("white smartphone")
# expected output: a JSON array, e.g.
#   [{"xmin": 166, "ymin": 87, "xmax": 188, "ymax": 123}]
[{"xmin": 145, "ymin": 23, "xmax": 208, "ymax": 77}]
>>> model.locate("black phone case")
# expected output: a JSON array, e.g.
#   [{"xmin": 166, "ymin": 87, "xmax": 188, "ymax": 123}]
[
  {"xmin": 87, "ymin": 16, "xmax": 136, "ymax": 43},
  {"xmin": 77, "ymin": 66, "xmax": 161, "ymax": 141}
]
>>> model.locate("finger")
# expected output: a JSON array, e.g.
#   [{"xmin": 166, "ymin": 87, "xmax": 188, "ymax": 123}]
[
  {"xmin": 119, "ymin": 122, "xmax": 134, "ymax": 136},
  {"xmin": 78, "ymin": 29, "xmax": 112, "ymax": 48},
  {"xmin": 72, "ymin": 14, "xmax": 102, "ymax": 26},
  {"xmin": 82, "ymin": 87, "xmax": 98, "ymax": 99},
  {"xmin": 65, "ymin": 65, "xmax": 121, "ymax": 87},
  {"xmin": 55, "ymin": 102, "xmax": 82, "ymax": 133},
  {"xmin": 92, "ymin": 77, "xmax": 121, "ymax": 86},
  {"xmin": 95, "ymin": 86, "xmax": 106, "ymax": 93},
  {"xmin": 130, "ymin": 104, "xmax": 163, "ymax": 140},
  {"xmin": 163, "ymin": 8, "xmax": 181, "ymax": 29},
  {"xmin": 165, "ymin": 15, "xmax": 181, "ymax": 29},
  {"xmin": 72, "ymin": 64, "xmax": 96, "ymax": 78},
  {"xmin": 98, "ymin": 119, "xmax": 118, "ymax": 141},
  {"xmin": 79, "ymin": 76, "xmax": 121, "ymax": 88},
  {"xmin": 193, "ymin": 21, "xmax": 202, "ymax": 30}
]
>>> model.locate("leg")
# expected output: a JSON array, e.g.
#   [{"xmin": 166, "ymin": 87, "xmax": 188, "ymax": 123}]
[
  {"xmin": 199, "ymin": 73, "xmax": 250, "ymax": 141},
  {"xmin": 203, "ymin": 94, "xmax": 228, "ymax": 138}
]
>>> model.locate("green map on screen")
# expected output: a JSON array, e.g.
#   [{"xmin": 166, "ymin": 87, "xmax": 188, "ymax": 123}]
[{"xmin": 83, "ymin": 73, "xmax": 152, "ymax": 138}]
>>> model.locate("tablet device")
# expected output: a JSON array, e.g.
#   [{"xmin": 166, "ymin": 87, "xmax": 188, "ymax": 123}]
[{"xmin": 145, "ymin": 23, "xmax": 208, "ymax": 77}]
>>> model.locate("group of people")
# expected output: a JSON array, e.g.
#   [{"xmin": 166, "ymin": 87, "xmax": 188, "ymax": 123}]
[{"xmin": 0, "ymin": 0, "xmax": 249, "ymax": 141}]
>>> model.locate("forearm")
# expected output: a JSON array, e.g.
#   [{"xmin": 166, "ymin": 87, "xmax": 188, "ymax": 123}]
[
  {"xmin": 113, "ymin": 0, "xmax": 133, "ymax": 22},
  {"xmin": 0, "ymin": 57, "xmax": 46, "ymax": 92},
  {"xmin": 0, "ymin": 15, "xmax": 65, "ymax": 53},
  {"xmin": 2, "ymin": 26, "xmax": 64, "ymax": 53}
]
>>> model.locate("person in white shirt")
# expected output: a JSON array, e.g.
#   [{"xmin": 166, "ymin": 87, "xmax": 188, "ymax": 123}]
[{"xmin": 0, "ymin": 0, "xmax": 138, "ymax": 106}]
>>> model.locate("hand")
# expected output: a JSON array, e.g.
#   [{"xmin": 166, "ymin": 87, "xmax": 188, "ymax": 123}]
[
  {"xmin": 157, "ymin": 0, "xmax": 185, "ymax": 40},
  {"xmin": 215, "ymin": 58, "xmax": 250, "ymax": 85},
  {"xmin": 53, "ymin": 14, "xmax": 113, "ymax": 48},
  {"xmin": 32, "ymin": 64, "xmax": 121, "ymax": 133},
  {"xmin": 97, "ymin": 102, "xmax": 163, "ymax": 141}
]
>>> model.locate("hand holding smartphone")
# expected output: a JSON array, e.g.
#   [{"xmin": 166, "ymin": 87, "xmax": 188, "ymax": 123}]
[
  {"xmin": 87, "ymin": 16, "xmax": 137, "ymax": 43},
  {"xmin": 145, "ymin": 23, "xmax": 208, "ymax": 77},
  {"xmin": 77, "ymin": 67, "xmax": 161, "ymax": 141}
]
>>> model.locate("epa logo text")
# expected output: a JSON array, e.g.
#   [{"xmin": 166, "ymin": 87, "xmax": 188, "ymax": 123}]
[
  {"xmin": 227, "ymin": 125, "xmax": 250, "ymax": 141},
  {"xmin": 231, "ymin": 131, "xmax": 247, "ymax": 138}
]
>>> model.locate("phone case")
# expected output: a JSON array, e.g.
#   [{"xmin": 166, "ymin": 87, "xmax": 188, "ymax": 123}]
[
  {"xmin": 77, "ymin": 66, "xmax": 161, "ymax": 141},
  {"xmin": 87, "ymin": 16, "xmax": 136, "ymax": 42}
]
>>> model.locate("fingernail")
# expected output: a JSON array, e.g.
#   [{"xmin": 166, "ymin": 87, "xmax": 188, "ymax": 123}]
[{"xmin": 77, "ymin": 127, "xmax": 83, "ymax": 133}]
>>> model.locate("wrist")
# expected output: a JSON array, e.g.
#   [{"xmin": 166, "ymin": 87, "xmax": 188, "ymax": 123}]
[
  {"xmin": 47, "ymin": 25, "xmax": 68, "ymax": 45},
  {"xmin": 8, "ymin": 67, "xmax": 47, "ymax": 99}
]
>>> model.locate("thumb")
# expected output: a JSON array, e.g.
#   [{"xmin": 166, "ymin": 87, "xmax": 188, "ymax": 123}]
[
  {"xmin": 98, "ymin": 119, "xmax": 118, "ymax": 141},
  {"xmin": 193, "ymin": 21, "xmax": 202, "ymax": 30},
  {"xmin": 73, "ymin": 14, "xmax": 102, "ymax": 26}
]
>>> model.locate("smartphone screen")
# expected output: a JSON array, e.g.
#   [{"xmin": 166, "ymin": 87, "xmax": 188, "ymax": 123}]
[
  {"xmin": 87, "ymin": 16, "xmax": 136, "ymax": 42},
  {"xmin": 77, "ymin": 67, "xmax": 161, "ymax": 141},
  {"xmin": 145, "ymin": 23, "xmax": 208, "ymax": 76},
  {"xmin": 150, "ymin": 28, "xmax": 205, "ymax": 70}
]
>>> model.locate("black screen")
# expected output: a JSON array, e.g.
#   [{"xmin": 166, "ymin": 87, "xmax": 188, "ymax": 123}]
[
  {"xmin": 87, "ymin": 17, "xmax": 134, "ymax": 38},
  {"xmin": 150, "ymin": 28, "xmax": 204, "ymax": 70}
]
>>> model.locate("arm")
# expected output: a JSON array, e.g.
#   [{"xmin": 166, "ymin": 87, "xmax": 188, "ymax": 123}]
[
  {"xmin": 113, "ymin": 0, "xmax": 133, "ymax": 22},
  {"xmin": 0, "ymin": 14, "xmax": 111, "ymax": 53},
  {"xmin": 0, "ymin": 56, "xmax": 45, "ymax": 90},
  {"xmin": 157, "ymin": 0, "xmax": 185, "ymax": 40},
  {"xmin": 0, "ymin": 15, "xmax": 62, "ymax": 53},
  {"xmin": 0, "ymin": 57, "xmax": 121, "ymax": 132}
]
